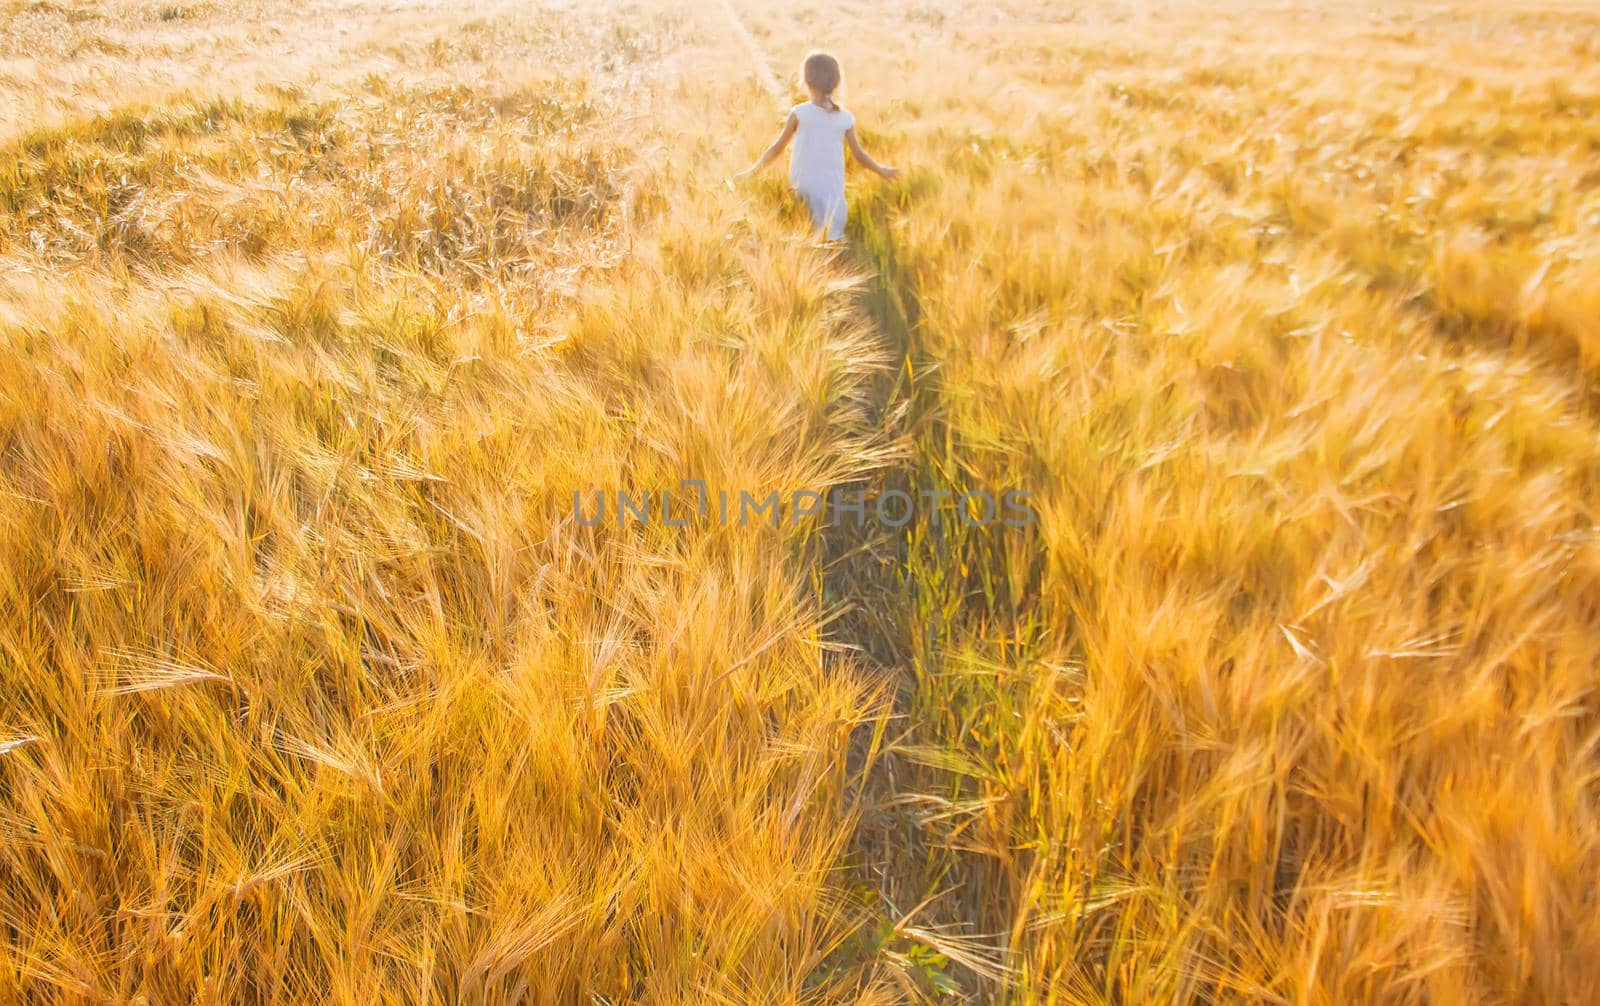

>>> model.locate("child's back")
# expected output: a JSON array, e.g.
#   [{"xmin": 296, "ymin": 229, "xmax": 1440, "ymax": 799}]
[{"xmin": 788, "ymin": 101, "xmax": 855, "ymax": 238}]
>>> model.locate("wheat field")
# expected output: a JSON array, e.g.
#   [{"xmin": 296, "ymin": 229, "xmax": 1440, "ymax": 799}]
[{"xmin": 2, "ymin": 0, "xmax": 1598, "ymax": 1001}]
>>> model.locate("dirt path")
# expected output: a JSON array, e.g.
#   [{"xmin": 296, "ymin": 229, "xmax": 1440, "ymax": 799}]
[{"xmin": 704, "ymin": 1, "xmax": 1018, "ymax": 995}]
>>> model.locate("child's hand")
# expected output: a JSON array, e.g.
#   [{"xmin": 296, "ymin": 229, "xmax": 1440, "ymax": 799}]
[{"xmin": 879, "ymin": 166, "xmax": 900, "ymax": 180}]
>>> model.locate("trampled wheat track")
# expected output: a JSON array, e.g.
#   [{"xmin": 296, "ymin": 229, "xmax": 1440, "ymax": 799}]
[
  {"xmin": 711, "ymin": 0, "xmax": 925, "ymax": 655},
  {"xmin": 713, "ymin": 0, "xmax": 1016, "ymax": 992},
  {"xmin": 716, "ymin": 0, "xmax": 785, "ymax": 108}
]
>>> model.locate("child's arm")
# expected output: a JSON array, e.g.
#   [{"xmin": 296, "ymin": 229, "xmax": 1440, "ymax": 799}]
[
  {"xmin": 846, "ymin": 127, "xmax": 899, "ymax": 179},
  {"xmin": 733, "ymin": 112, "xmax": 798, "ymax": 180}
]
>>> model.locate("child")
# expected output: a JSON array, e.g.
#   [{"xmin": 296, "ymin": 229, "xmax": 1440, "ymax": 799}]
[{"xmin": 734, "ymin": 51, "xmax": 898, "ymax": 241}]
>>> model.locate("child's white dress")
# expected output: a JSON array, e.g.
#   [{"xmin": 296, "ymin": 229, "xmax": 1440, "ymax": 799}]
[{"xmin": 788, "ymin": 101, "xmax": 854, "ymax": 240}]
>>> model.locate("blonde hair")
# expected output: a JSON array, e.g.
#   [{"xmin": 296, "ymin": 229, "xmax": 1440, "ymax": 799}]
[{"xmin": 801, "ymin": 51, "xmax": 841, "ymax": 109}]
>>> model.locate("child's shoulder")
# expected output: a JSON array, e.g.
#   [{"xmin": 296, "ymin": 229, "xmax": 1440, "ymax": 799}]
[{"xmin": 791, "ymin": 101, "xmax": 855, "ymax": 123}]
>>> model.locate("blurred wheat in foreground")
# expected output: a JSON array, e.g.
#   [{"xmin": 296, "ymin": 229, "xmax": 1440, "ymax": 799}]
[{"xmin": 2, "ymin": 0, "xmax": 1598, "ymax": 1002}]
